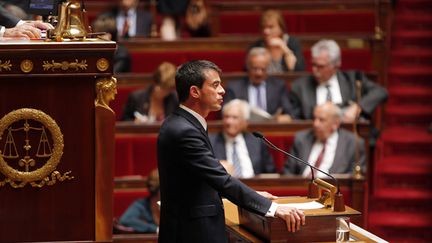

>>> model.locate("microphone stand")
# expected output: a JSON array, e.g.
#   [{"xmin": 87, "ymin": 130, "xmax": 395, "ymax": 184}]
[{"xmin": 253, "ymin": 132, "xmax": 346, "ymax": 212}]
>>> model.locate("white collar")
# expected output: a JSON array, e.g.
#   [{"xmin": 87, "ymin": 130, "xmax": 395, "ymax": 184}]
[{"xmin": 179, "ymin": 104, "xmax": 207, "ymax": 131}]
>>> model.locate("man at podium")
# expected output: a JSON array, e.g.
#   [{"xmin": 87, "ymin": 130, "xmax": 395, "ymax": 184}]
[{"xmin": 157, "ymin": 60, "xmax": 305, "ymax": 243}]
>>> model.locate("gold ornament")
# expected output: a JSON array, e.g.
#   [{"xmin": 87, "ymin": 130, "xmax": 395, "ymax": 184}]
[{"xmin": 0, "ymin": 108, "xmax": 73, "ymax": 188}]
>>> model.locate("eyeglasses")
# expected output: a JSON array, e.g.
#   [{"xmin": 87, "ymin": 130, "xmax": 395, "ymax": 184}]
[{"xmin": 311, "ymin": 62, "xmax": 332, "ymax": 69}]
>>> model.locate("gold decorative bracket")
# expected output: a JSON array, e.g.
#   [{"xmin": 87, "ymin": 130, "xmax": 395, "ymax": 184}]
[
  {"xmin": 43, "ymin": 59, "xmax": 87, "ymax": 72},
  {"xmin": 0, "ymin": 60, "xmax": 12, "ymax": 71}
]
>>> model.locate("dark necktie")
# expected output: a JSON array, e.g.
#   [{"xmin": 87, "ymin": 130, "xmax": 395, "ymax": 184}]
[
  {"xmin": 232, "ymin": 141, "xmax": 242, "ymax": 177},
  {"xmin": 122, "ymin": 12, "xmax": 130, "ymax": 38},
  {"xmin": 307, "ymin": 142, "xmax": 326, "ymax": 178},
  {"xmin": 325, "ymin": 84, "xmax": 332, "ymax": 102}
]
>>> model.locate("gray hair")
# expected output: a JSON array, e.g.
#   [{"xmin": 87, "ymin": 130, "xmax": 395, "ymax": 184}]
[
  {"xmin": 246, "ymin": 47, "xmax": 270, "ymax": 69},
  {"xmin": 222, "ymin": 99, "xmax": 251, "ymax": 120},
  {"xmin": 320, "ymin": 102, "xmax": 343, "ymax": 121},
  {"xmin": 311, "ymin": 39, "xmax": 341, "ymax": 66}
]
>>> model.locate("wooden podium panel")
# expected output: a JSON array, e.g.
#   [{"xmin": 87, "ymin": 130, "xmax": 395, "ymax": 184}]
[
  {"xmin": 238, "ymin": 197, "xmax": 361, "ymax": 242},
  {"xmin": 0, "ymin": 40, "xmax": 116, "ymax": 242}
]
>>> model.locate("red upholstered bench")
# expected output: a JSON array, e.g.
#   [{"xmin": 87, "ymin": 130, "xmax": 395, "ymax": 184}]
[
  {"xmin": 218, "ymin": 10, "xmax": 375, "ymax": 35},
  {"xmin": 130, "ymin": 50, "xmax": 246, "ymax": 73},
  {"xmin": 115, "ymin": 134, "xmax": 159, "ymax": 177},
  {"xmin": 114, "ymin": 133, "xmax": 296, "ymax": 177}
]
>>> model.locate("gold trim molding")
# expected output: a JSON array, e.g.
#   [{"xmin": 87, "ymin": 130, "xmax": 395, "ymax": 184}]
[
  {"xmin": 43, "ymin": 59, "xmax": 87, "ymax": 72},
  {"xmin": 20, "ymin": 59, "xmax": 34, "ymax": 73},
  {"xmin": 95, "ymin": 77, "xmax": 117, "ymax": 113},
  {"xmin": 96, "ymin": 58, "xmax": 109, "ymax": 72},
  {"xmin": 0, "ymin": 60, "xmax": 12, "ymax": 71},
  {"xmin": 0, "ymin": 108, "xmax": 73, "ymax": 188}
]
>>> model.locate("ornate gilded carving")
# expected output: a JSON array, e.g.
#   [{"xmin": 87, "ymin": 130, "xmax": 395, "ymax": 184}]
[
  {"xmin": 95, "ymin": 77, "xmax": 117, "ymax": 113},
  {"xmin": 0, "ymin": 108, "xmax": 73, "ymax": 188},
  {"xmin": 20, "ymin": 59, "xmax": 34, "ymax": 73},
  {"xmin": 0, "ymin": 60, "xmax": 12, "ymax": 71},
  {"xmin": 43, "ymin": 59, "xmax": 87, "ymax": 72},
  {"xmin": 96, "ymin": 58, "xmax": 109, "ymax": 72}
]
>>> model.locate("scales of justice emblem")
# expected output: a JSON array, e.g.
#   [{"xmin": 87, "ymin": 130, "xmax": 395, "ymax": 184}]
[{"xmin": 0, "ymin": 108, "xmax": 73, "ymax": 188}]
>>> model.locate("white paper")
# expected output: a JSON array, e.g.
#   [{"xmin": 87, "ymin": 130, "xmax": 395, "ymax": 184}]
[{"xmin": 280, "ymin": 201, "xmax": 324, "ymax": 210}]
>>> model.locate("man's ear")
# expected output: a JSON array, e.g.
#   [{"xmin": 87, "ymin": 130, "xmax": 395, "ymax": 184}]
[{"xmin": 190, "ymin": 85, "xmax": 200, "ymax": 99}]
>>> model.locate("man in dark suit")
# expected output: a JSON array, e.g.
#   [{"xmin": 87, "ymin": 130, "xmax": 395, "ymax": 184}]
[
  {"xmin": 157, "ymin": 60, "xmax": 305, "ymax": 243},
  {"xmin": 0, "ymin": 5, "xmax": 52, "ymax": 39},
  {"xmin": 284, "ymin": 102, "xmax": 366, "ymax": 177},
  {"xmin": 224, "ymin": 47, "xmax": 298, "ymax": 122},
  {"xmin": 98, "ymin": 0, "xmax": 152, "ymax": 39},
  {"xmin": 209, "ymin": 99, "xmax": 275, "ymax": 178},
  {"xmin": 291, "ymin": 39, "xmax": 388, "ymax": 122}
]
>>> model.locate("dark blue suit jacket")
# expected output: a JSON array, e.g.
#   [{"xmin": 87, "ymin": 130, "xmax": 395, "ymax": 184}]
[
  {"xmin": 209, "ymin": 132, "xmax": 276, "ymax": 175},
  {"xmin": 157, "ymin": 107, "xmax": 272, "ymax": 243}
]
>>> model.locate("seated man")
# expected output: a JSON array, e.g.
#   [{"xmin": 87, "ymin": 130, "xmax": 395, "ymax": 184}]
[
  {"xmin": 291, "ymin": 39, "xmax": 388, "ymax": 122},
  {"xmin": 284, "ymin": 102, "xmax": 366, "ymax": 177},
  {"xmin": 224, "ymin": 47, "xmax": 298, "ymax": 122},
  {"xmin": 209, "ymin": 99, "xmax": 276, "ymax": 178}
]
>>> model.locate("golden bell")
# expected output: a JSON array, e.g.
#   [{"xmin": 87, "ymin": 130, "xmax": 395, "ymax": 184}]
[{"xmin": 50, "ymin": 0, "xmax": 90, "ymax": 40}]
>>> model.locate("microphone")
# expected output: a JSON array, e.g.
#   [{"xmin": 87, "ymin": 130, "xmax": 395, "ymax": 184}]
[{"xmin": 252, "ymin": 131, "xmax": 343, "ymax": 197}]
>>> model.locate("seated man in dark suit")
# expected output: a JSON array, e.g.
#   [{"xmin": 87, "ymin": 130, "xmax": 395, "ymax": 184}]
[
  {"xmin": 284, "ymin": 102, "xmax": 366, "ymax": 177},
  {"xmin": 224, "ymin": 47, "xmax": 298, "ymax": 122},
  {"xmin": 97, "ymin": 0, "xmax": 152, "ymax": 39},
  {"xmin": 209, "ymin": 99, "xmax": 276, "ymax": 178},
  {"xmin": 291, "ymin": 39, "xmax": 388, "ymax": 122}
]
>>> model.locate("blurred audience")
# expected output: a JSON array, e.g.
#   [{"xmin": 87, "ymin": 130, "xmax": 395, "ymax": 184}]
[
  {"xmin": 92, "ymin": 15, "xmax": 131, "ymax": 73},
  {"xmin": 291, "ymin": 39, "xmax": 388, "ymax": 122},
  {"xmin": 249, "ymin": 9, "xmax": 305, "ymax": 73},
  {"xmin": 117, "ymin": 169, "xmax": 160, "ymax": 233},
  {"xmin": 284, "ymin": 102, "xmax": 366, "ymax": 177},
  {"xmin": 209, "ymin": 99, "xmax": 276, "ymax": 178},
  {"xmin": 98, "ymin": 0, "xmax": 152, "ymax": 39},
  {"xmin": 158, "ymin": 0, "xmax": 189, "ymax": 40},
  {"xmin": 185, "ymin": 0, "xmax": 211, "ymax": 37},
  {"xmin": 122, "ymin": 62, "xmax": 178, "ymax": 122},
  {"xmin": 224, "ymin": 47, "xmax": 298, "ymax": 122}
]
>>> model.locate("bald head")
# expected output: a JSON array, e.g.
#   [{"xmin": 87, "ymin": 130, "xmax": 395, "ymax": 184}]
[{"xmin": 312, "ymin": 102, "xmax": 342, "ymax": 141}]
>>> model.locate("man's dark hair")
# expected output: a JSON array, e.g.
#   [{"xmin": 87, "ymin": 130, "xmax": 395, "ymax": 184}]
[{"xmin": 176, "ymin": 60, "xmax": 221, "ymax": 103}]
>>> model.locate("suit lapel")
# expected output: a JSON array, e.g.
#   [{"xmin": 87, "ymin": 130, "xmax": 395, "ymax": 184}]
[
  {"xmin": 337, "ymin": 71, "xmax": 352, "ymax": 104},
  {"xmin": 306, "ymin": 79, "xmax": 317, "ymax": 119},
  {"xmin": 244, "ymin": 133, "xmax": 259, "ymax": 172},
  {"xmin": 174, "ymin": 107, "xmax": 210, "ymax": 144},
  {"xmin": 330, "ymin": 130, "xmax": 345, "ymax": 173}
]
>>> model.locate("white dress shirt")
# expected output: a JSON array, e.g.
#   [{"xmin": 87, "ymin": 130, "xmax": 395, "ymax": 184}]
[
  {"xmin": 224, "ymin": 134, "xmax": 255, "ymax": 179},
  {"xmin": 303, "ymin": 131, "xmax": 338, "ymax": 178},
  {"xmin": 316, "ymin": 74, "xmax": 343, "ymax": 105},
  {"xmin": 248, "ymin": 82, "xmax": 267, "ymax": 111},
  {"xmin": 116, "ymin": 8, "xmax": 137, "ymax": 37}
]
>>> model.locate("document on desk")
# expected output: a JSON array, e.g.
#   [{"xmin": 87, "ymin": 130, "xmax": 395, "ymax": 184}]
[{"xmin": 281, "ymin": 201, "xmax": 324, "ymax": 210}]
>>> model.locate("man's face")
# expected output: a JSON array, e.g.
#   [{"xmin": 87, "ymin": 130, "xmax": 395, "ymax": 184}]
[
  {"xmin": 198, "ymin": 69, "xmax": 225, "ymax": 112},
  {"xmin": 311, "ymin": 51, "xmax": 337, "ymax": 84},
  {"xmin": 248, "ymin": 55, "xmax": 270, "ymax": 85},
  {"xmin": 223, "ymin": 106, "xmax": 247, "ymax": 138},
  {"xmin": 121, "ymin": 0, "xmax": 138, "ymax": 10},
  {"xmin": 313, "ymin": 106, "xmax": 338, "ymax": 142}
]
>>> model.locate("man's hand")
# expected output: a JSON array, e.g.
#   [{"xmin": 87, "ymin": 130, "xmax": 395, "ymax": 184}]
[
  {"xmin": 4, "ymin": 21, "xmax": 53, "ymax": 39},
  {"xmin": 343, "ymin": 103, "xmax": 361, "ymax": 123},
  {"xmin": 275, "ymin": 205, "xmax": 305, "ymax": 232}
]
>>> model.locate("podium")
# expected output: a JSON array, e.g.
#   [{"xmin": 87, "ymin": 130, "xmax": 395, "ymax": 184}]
[
  {"xmin": 224, "ymin": 197, "xmax": 366, "ymax": 243},
  {"xmin": 0, "ymin": 40, "xmax": 116, "ymax": 242}
]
